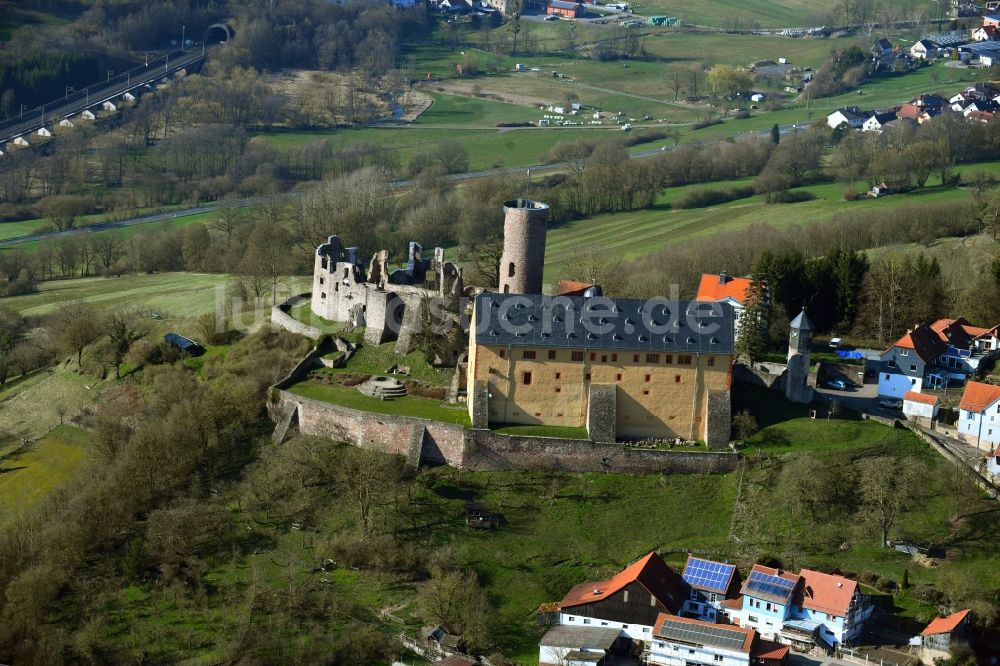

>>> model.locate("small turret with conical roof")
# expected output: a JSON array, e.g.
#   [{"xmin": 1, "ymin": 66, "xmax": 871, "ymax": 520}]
[
  {"xmin": 786, "ymin": 307, "xmax": 814, "ymax": 403},
  {"xmin": 788, "ymin": 307, "xmax": 814, "ymax": 358}
]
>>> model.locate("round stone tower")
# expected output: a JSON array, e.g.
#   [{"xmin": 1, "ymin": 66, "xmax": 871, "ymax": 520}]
[{"xmin": 498, "ymin": 199, "xmax": 549, "ymax": 295}]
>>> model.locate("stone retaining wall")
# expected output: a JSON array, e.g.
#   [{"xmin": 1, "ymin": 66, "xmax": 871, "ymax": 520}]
[{"xmin": 269, "ymin": 389, "xmax": 739, "ymax": 474}]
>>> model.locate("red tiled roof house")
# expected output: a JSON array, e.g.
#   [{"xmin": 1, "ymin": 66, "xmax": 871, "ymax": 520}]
[
  {"xmin": 956, "ymin": 381, "xmax": 1000, "ymax": 450},
  {"xmin": 695, "ymin": 273, "xmax": 758, "ymax": 338},
  {"xmin": 558, "ymin": 552, "xmax": 686, "ymax": 642}
]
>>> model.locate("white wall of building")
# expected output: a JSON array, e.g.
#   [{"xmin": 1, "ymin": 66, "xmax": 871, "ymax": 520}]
[
  {"xmin": 648, "ymin": 639, "xmax": 748, "ymax": 666},
  {"xmin": 879, "ymin": 372, "xmax": 921, "ymax": 398},
  {"xmin": 958, "ymin": 404, "xmax": 1000, "ymax": 448},
  {"xmin": 559, "ymin": 612, "xmax": 654, "ymax": 642},
  {"xmin": 903, "ymin": 399, "xmax": 937, "ymax": 421}
]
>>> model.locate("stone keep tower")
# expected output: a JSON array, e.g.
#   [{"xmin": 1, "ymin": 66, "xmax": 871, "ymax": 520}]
[
  {"xmin": 785, "ymin": 308, "xmax": 815, "ymax": 404},
  {"xmin": 498, "ymin": 199, "xmax": 549, "ymax": 295}
]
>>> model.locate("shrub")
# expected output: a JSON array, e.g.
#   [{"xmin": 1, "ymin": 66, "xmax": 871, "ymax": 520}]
[
  {"xmin": 691, "ymin": 118, "xmax": 723, "ymax": 130},
  {"xmin": 673, "ymin": 186, "xmax": 755, "ymax": 209},
  {"xmin": 912, "ymin": 583, "xmax": 944, "ymax": 604},
  {"xmin": 754, "ymin": 554, "xmax": 782, "ymax": 568},
  {"xmin": 127, "ymin": 339, "xmax": 161, "ymax": 368}
]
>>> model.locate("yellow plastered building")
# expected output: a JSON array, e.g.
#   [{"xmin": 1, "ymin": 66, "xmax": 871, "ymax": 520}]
[{"xmin": 467, "ymin": 293, "xmax": 735, "ymax": 447}]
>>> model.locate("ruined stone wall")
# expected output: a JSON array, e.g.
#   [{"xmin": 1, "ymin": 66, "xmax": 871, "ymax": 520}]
[
  {"xmin": 704, "ymin": 389, "xmax": 731, "ymax": 449},
  {"xmin": 271, "ymin": 294, "xmax": 323, "ymax": 340},
  {"xmin": 270, "ymin": 389, "xmax": 738, "ymax": 474},
  {"xmin": 587, "ymin": 384, "xmax": 616, "ymax": 443},
  {"xmin": 733, "ymin": 362, "xmax": 786, "ymax": 389}
]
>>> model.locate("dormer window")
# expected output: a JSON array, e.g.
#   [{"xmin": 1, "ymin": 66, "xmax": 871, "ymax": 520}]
[{"xmin": 899, "ymin": 350, "xmax": 908, "ymax": 356}]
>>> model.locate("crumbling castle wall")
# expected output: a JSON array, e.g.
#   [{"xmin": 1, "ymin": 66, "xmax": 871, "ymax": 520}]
[{"xmin": 310, "ymin": 235, "xmax": 466, "ymax": 353}]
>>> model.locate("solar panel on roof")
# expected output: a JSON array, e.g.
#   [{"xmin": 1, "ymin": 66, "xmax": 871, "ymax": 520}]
[
  {"xmin": 746, "ymin": 570, "xmax": 796, "ymax": 602},
  {"xmin": 682, "ymin": 558, "xmax": 734, "ymax": 593},
  {"xmin": 658, "ymin": 618, "xmax": 747, "ymax": 651}
]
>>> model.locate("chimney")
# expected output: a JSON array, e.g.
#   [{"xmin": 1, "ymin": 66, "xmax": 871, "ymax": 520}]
[
  {"xmin": 718, "ymin": 272, "xmax": 729, "ymax": 285},
  {"xmin": 593, "ymin": 588, "xmax": 602, "ymax": 595}
]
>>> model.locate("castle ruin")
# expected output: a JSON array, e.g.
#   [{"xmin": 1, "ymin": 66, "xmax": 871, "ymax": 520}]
[{"xmin": 311, "ymin": 237, "xmax": 465, "ymax": 360}]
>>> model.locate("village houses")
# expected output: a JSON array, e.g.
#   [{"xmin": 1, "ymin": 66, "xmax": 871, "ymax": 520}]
[
  {"xmin": 550, "ymin": 555, "xmax": 872, "ymax": 662},
  {"xmin": 728, "ymin": 565, "xmax": 873, "ymax": 651},
  {"xmin": 877, "ymin": 319, "xmax": 1000, "ymax": 399}
]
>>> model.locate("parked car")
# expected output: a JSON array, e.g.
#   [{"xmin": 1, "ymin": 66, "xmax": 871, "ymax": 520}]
[
  {"xmin": 829, "ymin": 337, "xmax": 842, "ymax": 349},
  {"xmin": 878, "ymin": 398, "xmax": 902, "ymax": 409},
  {"xmin": 824, "ymin": 379, "xmax": 847, "ymax": 390},
  {"xmin": 544, "ymin": 14, "xmax": 559, "ymax": 20}
]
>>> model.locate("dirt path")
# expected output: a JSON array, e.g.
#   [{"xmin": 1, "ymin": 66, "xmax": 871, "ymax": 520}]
[{"xmin": 427, "ymin": 79, "xmax": 551, "ymax": 108}]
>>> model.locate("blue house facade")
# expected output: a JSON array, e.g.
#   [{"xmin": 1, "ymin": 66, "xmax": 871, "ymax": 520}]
[
  {"xmin": 680, "ymin": 556, "xmax": 742, "ymax": 623},
  {"xmin": 731, "ymin": 565, "xmax": 871, "ymax": 651}
]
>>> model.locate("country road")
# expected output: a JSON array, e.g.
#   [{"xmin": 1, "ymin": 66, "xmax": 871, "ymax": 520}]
[{"xmin": 0, "ymin": 121, "xmax": 800, "ymax": 249}]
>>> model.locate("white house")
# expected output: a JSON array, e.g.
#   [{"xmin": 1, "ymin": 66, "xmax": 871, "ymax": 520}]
[
  {"xmin": 538, "ymin": 625, "xmax": 623, "ymax": 666},
  {"xmin": 12, "ymin": 136, "xmax": 29, "ymax": 147},
  {"xmin": 58, "ymin": 118, "xmax": 75, "ymax": 128},
  {"xmin": 862, "ymin": 111, "xmax": 897, "ymax": 132},
  {"xmin": 957, "ymin": 380, "xmax": 1000, "ymax": 450},
  {"xmin": 972, "ymin": 25, "xmax": 1000, "ymax": 41},
  {"xmin": 727, "ymin": 565, "xmax": 871, "ymax": 652},
  {"xmin": 910, "ymin": 39, "xmax": 936, "ymax": 59},
  {"xmin": 648, "ymin": 614, "xmax": 789, "ymax": 666},
  {"xmin": 81, "ymin": 109, "xmax": 96, "ymax": 120},
  {"xmin": 695, "ymin": 273, "xmax": 755, "ymax": 335},
  {"xmin": 903, "ymin": 391, "xmax": 939, "ymax": 427},
  {"xmin": 36, "ymin": 127, "xmax": 52, "ymax": 137},
  {"xmin": 826, "ymin": 107, "xmax": 866, "ymax": 129},
  {"xmin": 978, "ymin": 50, "xmax": 1000, "ymax": 67},
  {"xmin": 102, "ymin": 101, "xmax": 117, "ymax": 112},
  {"xmin": 795, "ymin": 568, "xmax": 874, "ymax": 646}
]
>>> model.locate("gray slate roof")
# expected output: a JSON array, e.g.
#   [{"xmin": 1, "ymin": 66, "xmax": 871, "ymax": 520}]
[
  {"xmin": 474, "ymin": 293, "xmax": 734, "ymax": 354},
  {"xmin": 790, "ymin": 308, "xmax": 814, "ymax": 331},
  {"xmin": 539, "ymin": 625, "xmax": 622, "ymax": 649}
]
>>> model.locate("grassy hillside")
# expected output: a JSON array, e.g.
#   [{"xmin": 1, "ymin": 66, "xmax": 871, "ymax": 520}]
[
  {"xmin": 635, "ymin": 0, "xmax": 938, "ymax": 28},
  {"xmin": 0, "ymin": 425, "xmax": 92, "ymax": 527},
  {"xmin": 51, "ymin": 407, "xmax": 997, "ymax": 663},
  {"xmin": 0, "ymin": 272, "xmax": 306, "ymax": 320},
  {"xmin": 543, "ymin": 176, "xmax": 976, "ymax": 277}
]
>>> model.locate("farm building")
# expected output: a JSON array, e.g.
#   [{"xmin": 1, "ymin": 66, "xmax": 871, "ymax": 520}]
[
  {"xmin": 918, "ymin": 609, "xmax": 972, "ymax": 665},
  {"xmin": 557, "ymin": 552, "xmax": 687, "ymax": 641},
  {"xmin": 547, "ymin": 0, "xmax": 583, "ymax": 17},
  {"xmin": 163, "ymin": 333, "xmax": 206, "ymax": 356}
]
